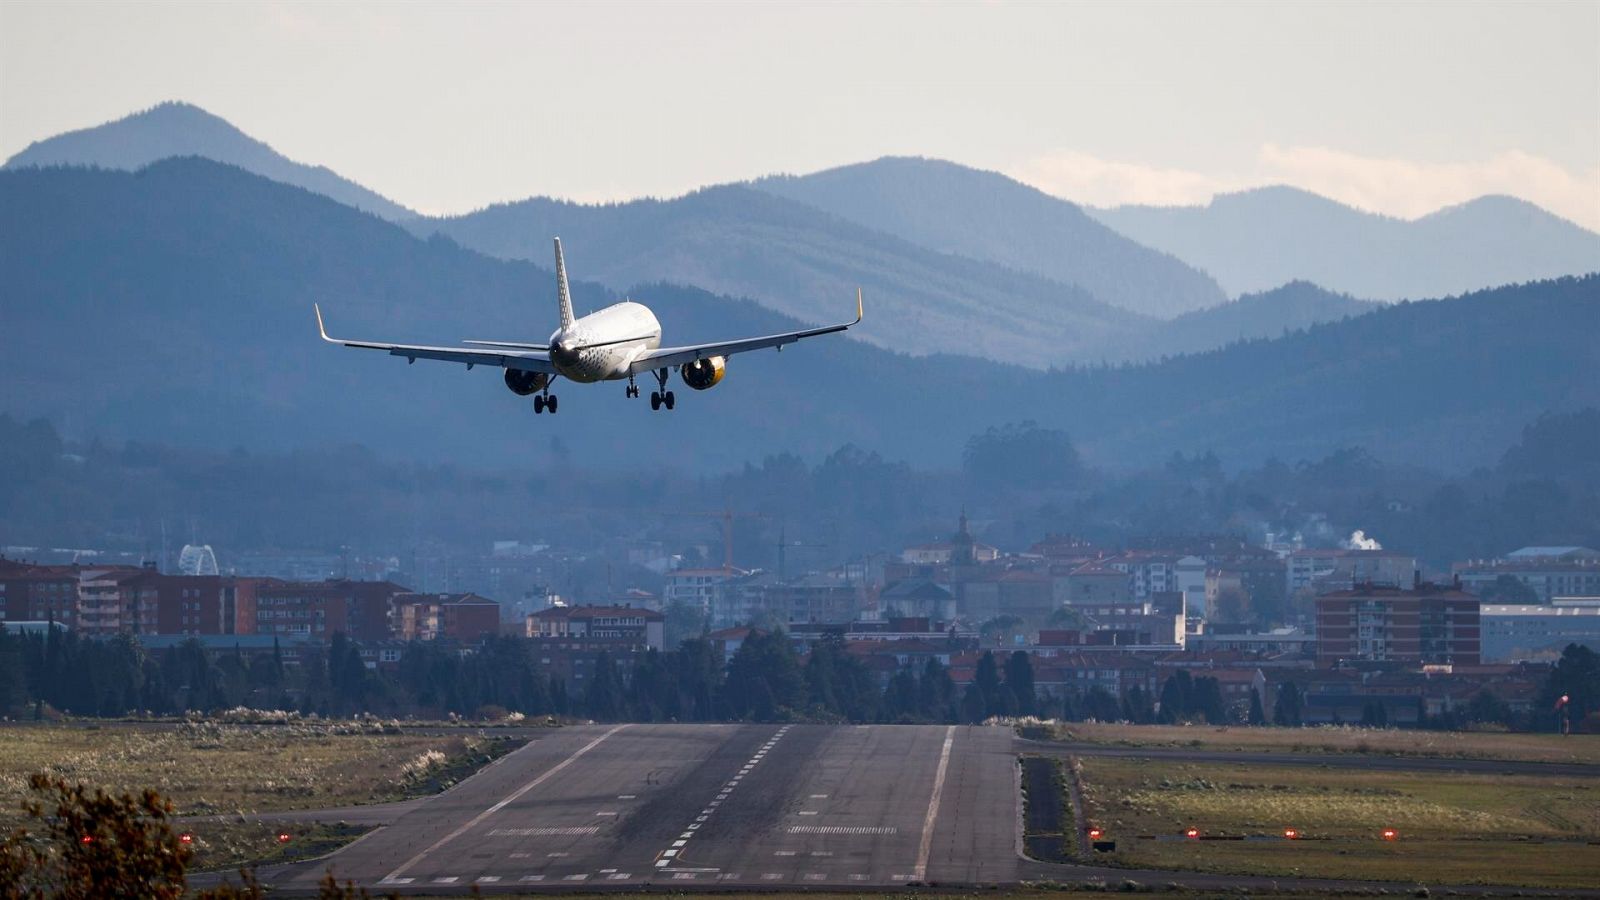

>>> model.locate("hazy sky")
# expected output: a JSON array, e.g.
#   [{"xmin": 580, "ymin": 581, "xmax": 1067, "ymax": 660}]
[{"xmin": 3, "ymin": 1, "xmax": 1598, "ymax": 228}]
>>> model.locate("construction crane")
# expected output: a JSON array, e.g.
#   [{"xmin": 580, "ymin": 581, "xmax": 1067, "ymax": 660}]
[{"xmin": 671, "ymin": 507, "xmax": 772, "ymax": 574}]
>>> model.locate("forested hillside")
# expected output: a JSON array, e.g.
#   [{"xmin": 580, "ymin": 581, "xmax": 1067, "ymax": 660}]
[
  {"xmin": 417, "ymin": 184, "xmax": 1150, "ymax": 367},
  {"xmin": 3, "ymin": 159, "xmax": 1596, "ymax": 475}
]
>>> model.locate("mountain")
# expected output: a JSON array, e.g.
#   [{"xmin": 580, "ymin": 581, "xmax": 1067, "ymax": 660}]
[
  {"xmin": 1090, "ymin": 186, "xmax": 1600, "ymax": 300},
  {"xmin": 417, "ymin": 185, "xmax": 1150, "ymax": 367},
  {"xmin": 3, "ymin": 159, "xmax": 1596, "ymax": 474},
  {"xmin": 3, "ymin": 101, "xmax": 414, "ymax": 222},
  {"xmin": 750, "ymin": 157, "xmax": 1226, "ymax": 318},
  {"xmin": 1122, "ymin": 281, "xmax": 1376, "ymax": 362}
]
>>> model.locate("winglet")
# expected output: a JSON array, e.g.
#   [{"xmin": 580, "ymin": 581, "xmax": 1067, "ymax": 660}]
[
  {"xmin": 855, "ymin": 287, "xmax": 863, "ymax": 324},
  {"xmin": 313, "ymin": 303, "xmax": 336, "ymax": 343}
]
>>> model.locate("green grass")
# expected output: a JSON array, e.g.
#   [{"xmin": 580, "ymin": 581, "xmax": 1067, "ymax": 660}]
[
  {"xmin": 0, "ymin": 722, "xmax": 522, "ymax": 821},
  {"xmin": 1075, "ymin": 757, "xmax": 1600, "ymax": 889},
  {"xmin": 1038, "ymin": 722, "xmax": 1600, "ymax": 765}
]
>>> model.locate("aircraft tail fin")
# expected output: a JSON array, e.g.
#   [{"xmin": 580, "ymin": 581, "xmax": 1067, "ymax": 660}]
[{"xmin": 554, "ymin": 237, "xmax": 576, "ymax": 331}]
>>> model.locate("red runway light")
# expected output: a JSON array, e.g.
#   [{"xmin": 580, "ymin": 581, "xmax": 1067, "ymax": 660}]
[
  {"xmin": 1185, "ymin": 828, "xmax": 1200, "ymax": 839},
  {"xmin": 1088, "ymin": 827, "xmax": 1103, "ymax": 840},
  {"xmin": 79, "ymin": 835, "xmax": 93, "ymax": 845},
  {"xmin": 179, "ymin": 833, "xmax": 194, "ymax": 844},
  {"xmin": 277, "ymin": 832, "xmax": 292, "ymax": 843},
  {"xmin": 1381, "ymin": 828, "xmax": 1398, "ymax": 841},
  {"xmin": 1284, "ymin": 828, "xmax": 1299, "ymax": 840}
]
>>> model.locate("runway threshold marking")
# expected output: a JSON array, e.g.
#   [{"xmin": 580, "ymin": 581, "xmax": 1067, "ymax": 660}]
[
  {"xmin": 379, "ymin": 723, "xmax": 629, "ymax": 884},
  {"xmin": 912, "ymin": 726, "xmax": 956, "ymax": 882}
]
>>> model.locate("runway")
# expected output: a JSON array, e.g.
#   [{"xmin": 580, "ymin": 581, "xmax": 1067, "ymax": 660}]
[{"xmin": 261, "ymin": 722, "xmax": 1019, "ymax": 891}]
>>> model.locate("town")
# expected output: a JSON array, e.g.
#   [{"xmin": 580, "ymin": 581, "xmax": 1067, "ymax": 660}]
[{"xmin": 4, "ymin": 513, "xmax": 1595, "ymax": 731}]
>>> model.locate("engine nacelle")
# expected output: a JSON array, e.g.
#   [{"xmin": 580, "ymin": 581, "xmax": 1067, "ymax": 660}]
[
  {"xmin": 504, "ymin": 369, "xmax": 550, "ymax": 396},
  {"xmin": 680, "ymin": 356, "xmax": 726, "ymax": 391}
]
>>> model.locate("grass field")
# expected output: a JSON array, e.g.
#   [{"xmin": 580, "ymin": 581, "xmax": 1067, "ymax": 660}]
[
  {"xmin": 0, "ymin": 721, "xmax": 522, "ymax": 821},
  {"xmin": 1038, "ymin": 721, "xmax": 1600, "ymax": 765},
  {"xmin": 1074, "ymin": 756, "xmax": 1600, "ymax": 889}
]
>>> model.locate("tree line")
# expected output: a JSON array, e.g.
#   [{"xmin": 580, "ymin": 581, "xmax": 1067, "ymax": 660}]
[{"xmin": 2, "ymin": 626, "xmax": 1592, "ymax": 732}]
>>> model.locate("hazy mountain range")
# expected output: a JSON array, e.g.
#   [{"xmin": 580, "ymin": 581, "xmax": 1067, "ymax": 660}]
[
  {"xmin": 8, "ymin": 103, "xmax": 1596, "ymax": 360},
  {"xmin": 4, "ymin": 158, "xmax": 1596, "ymax": 475},
  {"xmin": 750, "ymin": 157, "xmax": 1226, "ymax": 318},
  {"xmin": 1092, "ymin": 186, "xmax": 1600, "ymax": 300},
  {"xmin": 417, "ymin": 185, "xmax": 1149, "ymax": 366},
  {"xmin": 2, "ymin": 101, "xmax": 416, "ymax": 222}
]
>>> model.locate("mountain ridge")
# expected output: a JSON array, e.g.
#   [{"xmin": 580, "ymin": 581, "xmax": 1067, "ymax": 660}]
[
  {"xmin": 1090, "ymin": 184, "xmax": 1600, "ymax": 299},
  {"xmin": 4, "ymin": 101, "xmax": 415, "ymax": 222},
  {"xmin": 4, "ymin": 158, "xmax": 1596, "ymax": 475}
]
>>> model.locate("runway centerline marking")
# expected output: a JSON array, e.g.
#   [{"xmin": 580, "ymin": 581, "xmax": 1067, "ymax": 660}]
[
  {"xmin": 652, "ymin": 724, "xmax": 793, "ymax": 868},
  {"xmin": 380, "ymin": 724, "xmax": 629, "ymax": 884},
  {"xmin": 912, "ymin": 725, "xmax": 956, "ymax": 882}
]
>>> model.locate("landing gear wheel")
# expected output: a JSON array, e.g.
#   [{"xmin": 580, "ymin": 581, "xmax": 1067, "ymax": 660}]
[
  {"xmin": 650, "ymin": 391, "xmax": 662, "ymax": 411},
  {"xmin": 626, "ymin": 382, "xmax": 639, "ymax": 399},
  {"xmin": 546, "ymin": 394, "xmax": 558, "ymax": 413},
  {"xmin": 663, "ymin": 391, "xmax": 676, "ymax": 410},
  {"xmin": 533, "ymin": 395, "xmax": 546, "ymax": 414}
]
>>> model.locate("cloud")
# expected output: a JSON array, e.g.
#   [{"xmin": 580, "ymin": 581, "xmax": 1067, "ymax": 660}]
[
  {"xmin": 1007, "ymin": 151, "xmax": 1243, "ymax": 209},
  {"xmin": 1009, "ymin": 146, "xmax": 1600, "ymax": 232}
]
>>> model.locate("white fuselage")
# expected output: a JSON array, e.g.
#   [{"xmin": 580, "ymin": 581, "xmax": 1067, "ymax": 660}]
[{"xmin": 547, "ymin": 301, "xmax": 662, "ymax": 383}]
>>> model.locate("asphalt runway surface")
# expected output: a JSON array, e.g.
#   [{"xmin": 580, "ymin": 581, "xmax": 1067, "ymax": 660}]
[
  {"xmin": 260, "ymin": 722, "xmax": 1019, "ymax": 892},
  {"xmin": 235, "ymin": 723, "xmax": 1600, "ymax": 896}
]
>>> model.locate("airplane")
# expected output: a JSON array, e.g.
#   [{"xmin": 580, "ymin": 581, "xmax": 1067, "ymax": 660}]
[{"xmin": 315, "ymin": 237, "xmax": 862, "ymax": 414}]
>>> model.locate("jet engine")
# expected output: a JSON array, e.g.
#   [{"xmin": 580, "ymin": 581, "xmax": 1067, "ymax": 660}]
[
  {"xmin": 680, "ymin": 356, "xmax": 726, "ymax": 390},
  {"xmin": 504, "ymin": 369, "xmax": 550, "ymax": 396}
]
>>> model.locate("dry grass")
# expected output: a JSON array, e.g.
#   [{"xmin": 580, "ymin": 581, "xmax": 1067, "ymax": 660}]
[
  {"xmin": 1076, "ymin": 757, "xmax": 1600, "ymax": 889},
  {"xmin": 1043, "ymin": 721, "xmax": 1600, "ymax": 765},
  {"xmin": 0, "ymin": 722, "xmax": 518, "ymax": 821}
]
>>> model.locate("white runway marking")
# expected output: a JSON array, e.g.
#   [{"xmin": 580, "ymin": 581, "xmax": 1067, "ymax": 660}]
[
  {"xmin": 798, "ymin": 810, "xmax": 818, "ymax": 815},
  {"xmin": 379, "ymin": 877, "xmax": 413, "ymax": 884},
  {"xmin": 804, "ymin": 872, "xmax": 827, "ymax": 881},
  {"xmin": 431, "ymin": 876, "xmax": 457, "ymax": 884},
  {"xmin": 380, "ymin": 724, "xmax": 629, "ymax": 884},
  {"xmin": 608, "ymin": 873, "xmax": 631, "ymax": 880},
  {"xmin": 651, "ymin": 724, "xmax": 794, "ymax": 869},
  {"xmin": 762, "ymin": 873, "xmax": 784, "ymax": 880},
  {"xmin": 912, "ymin": 726, "xmax": 956, "ymax": 882},
  {"xmin": 788, "ymin": 825, "xmax": 897, "ymax": 835},
  {"xmin": 476, "ymin": 876, "xmax": 500, "ymax": 883},
  {"xmin": 563, "ymin": 873, "xmax": 588, "ymax": 881},
  {"xmin": 489, "ymin": 826, "xmax": 598, "ymax": 837},
  {"xmin": 519, "ymin": 874, "xmax": 544, "ymax": 882}
]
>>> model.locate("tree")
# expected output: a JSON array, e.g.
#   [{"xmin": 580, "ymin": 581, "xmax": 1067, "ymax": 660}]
[
  {"xmin": 1003, "ymin": 651, "xmax": 1036, "ymax": 717},
  {"xmin": 584, "ymin": 652, "xmax": 623, "ymax": 721},
  {"xmin": 917, "ymin": 657, "xmax": 957, "ymax": 722},
  {"xmin": 973, "ymin": 651, "xmax": 1003, "ymax": 717},
  {"xmin": 0, "ymin": 773, "xmax": 193, "ymax": 899},
  {"xmin": 1192, "ymin": 676, "xmax": 1225, "ymax": 724},
  {"xmin": 1464, "ymin": 689, "xmax": 1510, "ymax": 728},
  {"xmin": 1247, "ymin": 688, "xmax": 1266, "ymax": 726},
  {"xmin": 1157, "ymin": 670, "xmax": 1196, "ymax": 723},
  {"xmin": 1273, "ymin": 681, "xmax": 1303, "ymax": 726},
  {"xmin": 1540, "ymin": 644, "xmax": 1600, "ymax": 732},
  {"xmin": 962, "ymin": 421, "xmax": 1083, "ymax": 491}
]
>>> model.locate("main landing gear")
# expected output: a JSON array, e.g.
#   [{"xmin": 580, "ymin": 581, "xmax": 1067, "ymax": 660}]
[
  {"xmin": 648, "ymin": 367, "xmax": 675, "ymax": 411},
  {"xmin": 533, "ymin": 390, "xmax": 558, "ymax": 414}
]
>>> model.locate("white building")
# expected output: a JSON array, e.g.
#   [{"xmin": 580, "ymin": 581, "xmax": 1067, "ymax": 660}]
[{"xmin": 1481, "ymin": 598, "xmax": 1600, "ymax": 662}]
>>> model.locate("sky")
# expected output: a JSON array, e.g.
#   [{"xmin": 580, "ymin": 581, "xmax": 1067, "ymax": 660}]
[{"xmin": 3, "ymin": 1, "xmax": 1598, "ymax": 229}]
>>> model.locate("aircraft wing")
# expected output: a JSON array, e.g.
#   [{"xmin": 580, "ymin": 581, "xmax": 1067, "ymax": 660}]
[
  {"xmin": 315, "ymin": 305, "xmax": 557, "ymax": 374},
  {"xmin": 627, "ymin": 289, "xmax": 862, "ymax": 374}
]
